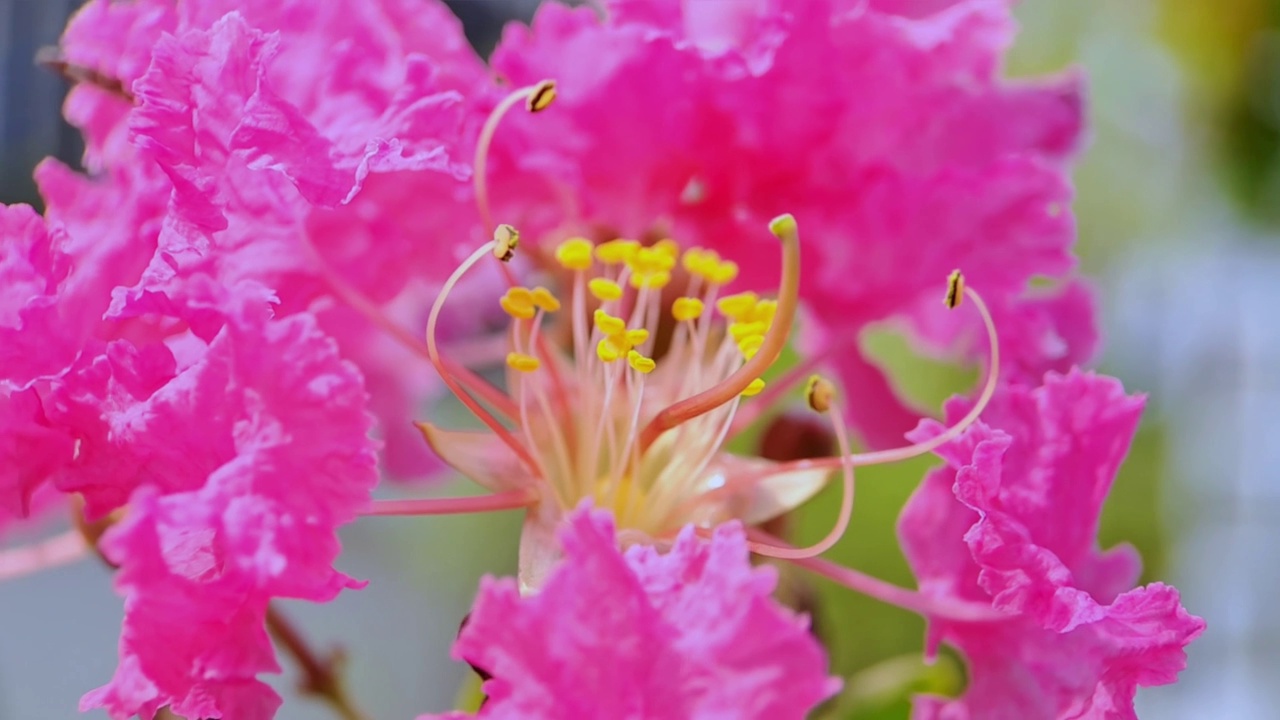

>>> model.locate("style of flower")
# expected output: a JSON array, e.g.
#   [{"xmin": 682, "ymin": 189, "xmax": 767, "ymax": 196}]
[
  {"xmin": 423, "ymin": 507, "xmax": 840, "ymax": 720},
  {"xmin": 897, "ymin": 370, "xmax": 1206, "ymax": 719}
]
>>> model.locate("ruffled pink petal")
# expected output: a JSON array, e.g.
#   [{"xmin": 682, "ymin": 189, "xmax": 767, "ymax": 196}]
[
  {"xmin": 50, "ymin": 4, "xmax": 486, "ymax": 485},
  {"xmin": 0, "ymin": 204, "xmax": 82, "ymax": 385},
  {"xmin": 426, "ymin": 507, "xmax": 838, "ymax": 719},
  {"xmin": 0, "ymin": 389, "xmax": 74, "ymax": 520},
  {"xmin": 58, "ymin": 0, "xmax": 176, "ymax": 163},
  {"xmin": 898, "ymin": 370, "xmax": 1204, "ymax": 718},
  {"xmin": 76, "ymin": 291, "xmax": 377, "ymax": 720}
]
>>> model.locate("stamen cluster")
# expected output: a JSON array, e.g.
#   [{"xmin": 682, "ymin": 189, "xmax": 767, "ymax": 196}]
[{"xmin": 491, "ymin": 232, "xmax": 787, "ymax": 535}]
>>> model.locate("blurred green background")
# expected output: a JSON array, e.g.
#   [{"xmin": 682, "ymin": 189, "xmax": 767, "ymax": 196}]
[{"xmin": 2, "ymin": 1, "xmax": 1274, "ymax": 718}]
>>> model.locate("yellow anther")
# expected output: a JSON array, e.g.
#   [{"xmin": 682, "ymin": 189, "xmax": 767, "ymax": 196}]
[
  {"xmin": 716, "ymin": 291, "xmax": 759, "ymax": 320},
  {"xmin": 500, "ymin": 287, "xmax": 536, "ymax": 320},
  {"xmin": 627, "ymin": 350, "xmax": 656, "ymax": 374},
  {"xmin": 527, "ymin": 79, "xmax": 557, "ymax": 113},
  {"xmin": 596, "ymin": 239, "xmax": 639, "ymax": 265},
  {"xmin": 738, "ymin": 334, "xmax": 764, "ymax": 360},
  {"xmin": 706, "ymin": 260, "xmax": 739, "ymax": 285},
  {"xmin": 745, "ymin": 299, "xmax": 776, "ymax": 326},
  {"xmin": 588, "ymin": 278, "xmax": 623, "ymax": 302},
  {"xmin": 654, "ymin": 238, "xmax": 680, "ymax": 259},
  {"xmin": 682, "ymin": 247, "xmax": 715, "ymax": 275},
  {"xmin": 531, "ymin": 286, "xmax": 561, "ymax": 312},
  {"xmin": 742, "ymin": 378, "xmax": 766, "ymax": 397},
  {"xmin": 806, "ymin": 375, "xmax": 835, "ymax": 413},
  {"xmin": 629, "ymin": 269, "xmax": 671, "ymax": 290},
  {"xmin": 630, "ymin": 247, "xmax": 676, "ymax": 274},
  {"xmin": 672, "ymin": 297, "xmax": 704, "ymax": 322},
  {"xmin": 945, "ymin": 269, "xmax": 965, "ymax": 309},
  {"xmin": 768, "ymin": 213, "xmax": 798, "ymax": 241},
  {"xmin": 729, "ymin": 321, "xmax": 767, "ymax": 342},
  {"xmin": 596, "ymin": 338, "xmax": 624, "ymax": 363},
  {"xmin": 593, "ymin": 309, "xmax": 626, "ymax": 336},
  {"xmin": 506, "ymin": 352, "xmax": 541, "ymax": 373},
  {"xmin": 555, "ymin": 237, "xmax": 594, "ymax": 271},
  {"xmin": 625, "ymin": 328, "xmax": 650, "ymax": 346},
  {"xmin": 493, "ymin": 224, "xmax": 519, "ymax": 262}
]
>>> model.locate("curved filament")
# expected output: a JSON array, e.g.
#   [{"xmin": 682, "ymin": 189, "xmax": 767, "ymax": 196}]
[{"xmin": 426, "ymin": 241, "xmax": 540, "ymax": 473}]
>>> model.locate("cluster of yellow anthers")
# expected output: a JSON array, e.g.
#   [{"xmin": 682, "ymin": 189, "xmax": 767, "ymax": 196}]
[
  {"xmin": 422, "ymin": 213, "xmax": 808, "ymax": 544},
  {"xmin": 499, "ymin": 234, "xmax": 781, "ymax": 403}
]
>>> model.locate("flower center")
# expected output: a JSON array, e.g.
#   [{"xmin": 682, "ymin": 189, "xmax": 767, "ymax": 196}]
[
  {"xmin": 493, "ymin": 224, "xmax": 799, "ymax": 537},
  {"xmin": 404, "ymin": 80, "xmax": 999, "ymax": 576}
]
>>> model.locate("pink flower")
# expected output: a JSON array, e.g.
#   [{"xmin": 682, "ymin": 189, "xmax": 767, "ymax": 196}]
[
  {"xmin": 3, "ymin": 168, "xmax": 380, "ymax": 717},
  {"xmin": 423, "ymin": 507, "xmax": 839, "ymax": 720},
  {"xmin": 64, "ymin": 284, "xmax": 379, "ymax": 720},
  {"xmin": 898, "ymin": 370, "xmax": 1205, "ymax": 719},
  {"xmin": 50, "ymin": 0, "xmax": 492, "ymax": 478},
  {"xmin": 487, "ymin": 0, "xmax": 1095, "ymax": 447}
]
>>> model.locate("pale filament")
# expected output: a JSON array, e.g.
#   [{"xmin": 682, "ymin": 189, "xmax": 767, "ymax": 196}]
[
  {"xmin": 523, "ymin": 311, "xmax": 575, "ymax": 491},
  {"xmin": 749, "ymin": 528, "xmax": 1007, "ymax": 623},
  {"xmin": 366, "ymin": 489, "xmax": 539, "ymax": 517},
  {"xmin": 426, "ymin": 240, "xmax": 540, "ymax": 473},
  {"xmin": 474, "ymin": 82, "xmax": 555, "ymax": 235},
  {"xmin": 745, "ymin": 404, "xmax": 856, "ymax": 560}
]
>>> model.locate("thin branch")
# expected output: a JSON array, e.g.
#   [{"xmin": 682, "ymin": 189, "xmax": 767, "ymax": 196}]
[{"xmin": 265, "ymin": 606, "xmax": 371, "ymax": 720}]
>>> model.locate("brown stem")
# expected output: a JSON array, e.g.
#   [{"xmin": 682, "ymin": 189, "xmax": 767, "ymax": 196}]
[
  {"xmin": 35, "ymin": 46, "xmax": 136, "ymax": 102},
  {"xmin": 70, "ymin": 496, "xmax": 121, "ymax": 568},
  {"xmin": 265, "ymin": 606, "xmax": 371, "ymax": 720}
]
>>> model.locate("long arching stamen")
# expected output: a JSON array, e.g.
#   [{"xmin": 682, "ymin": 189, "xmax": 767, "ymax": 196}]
[
  {"xmin": 727, "ymin": 280, "xmax": 999, "ymax": 483},
  {"xmin": 427, "ymin": 238, "xmax": 540, "ymax": 473},
  {"xmin": 639, "ymin": 214, "xmax": 801, "ymax": 450},
  {"xmin": 746, "ymin": 376, "xmax": 856, "ymax": 560},
  {"xmin": 474, "ymin": 80, "xmax": 556, "ymax": 234},
  {"xmin": 746, "ymin": 529, "xmax": 1006, "ymax": 623},
  {"xmin": 363, "ymin": 490, "xmax": 538, "ymax": 517},
  {"xmin": 0, "ymin": 530, "xmax": 87, "ymax": 582},
  {"xmin": 440, "ymin": 358, "xmax": 520, "ymax": 419}
]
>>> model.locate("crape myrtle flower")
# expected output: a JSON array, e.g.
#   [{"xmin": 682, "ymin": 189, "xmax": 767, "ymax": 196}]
[
  {"xmin": 0, "ymin": 1, "xmax": 1204, "ymax": 719},
  {"xmin": 898, "ymin": 370, "xmax": 1206, "ymax": 719},
  {"xmin": 1, "ymin": 199, "xmax": 379, "ymax": 718},
  {"xmin": 423, "ymin": 507, "xmax": 840, "ymax": 720}
]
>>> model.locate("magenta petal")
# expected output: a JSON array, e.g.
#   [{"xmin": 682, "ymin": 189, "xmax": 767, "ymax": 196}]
[
  {"xmin": 0, "ymin": 388, "xmax": 74, "ymax": 521},
  {"xmin": 435, "ymin": 507, "xmax": 839, "ymax": 719},
  {"xmin": 73, "ymin": 298, "xmax": 377, "ymax": 720},
  {"xmin": 898, "ymin": 370, "xmax": 1204, "ymax": 718}
]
